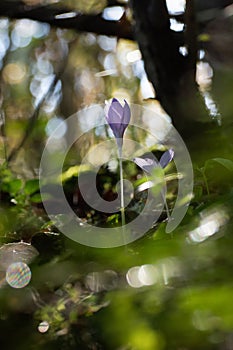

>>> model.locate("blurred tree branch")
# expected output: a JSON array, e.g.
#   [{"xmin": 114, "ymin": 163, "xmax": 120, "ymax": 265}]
[{"xmin": 0, "ymin": 0, "xmax": 133, "ymax": 39}]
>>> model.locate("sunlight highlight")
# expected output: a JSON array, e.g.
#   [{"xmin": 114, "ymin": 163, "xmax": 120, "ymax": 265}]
[
  {"xmin": 138, "ymin": 264, "xmax": 158, "ymax": 286},
  {"xmin": 196, "ymin": 61, "xmax": 221, "ymax": 122},
  {"xmin": 188, "ymin": 208, "xmax": 229, "ymax": 243},
  {"xmin": 126, "ymin": 258, "xmax": 182, "ymax": 288},
  {"xmin": 127, "ymin": 49, "xmax": 142, "ymax": 63},
  {"xmin": 55, "ymin": 12, "xmax": 77, "ymax": 19},
  {"xmin": 196, "ymin": 62, "xmax": 213, "ymax": 88},
  {"xmin": 38, "ymin": 321, "xmax": 50, "ymax": 333},
  {"xmin": 126, "ymin": 266, "xmax": 144, "ymax": 288},
  {"xmin": 102, "ymin": 6, "xmax": 124, "ymax": 21},
  {"xmin": 170, "ymin": 19, "xmax": 184, "ymax": 32},
  {"xmin": 3, "ymin": 63, "xmax": 26, "ymax": 84},
  {"xmin": 85, "ymin": 270, "xmax": 118, "ymax": 292},
  {"xmin": 166, "ymin": 0, "xmax": 185, "ymax": 13}
]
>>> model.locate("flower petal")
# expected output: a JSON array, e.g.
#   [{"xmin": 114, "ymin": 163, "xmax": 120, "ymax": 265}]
[
  {"xmin": 159, "ymin": 149, "xmax": 174, "ymax": 169},
  {"xmin": 133, "ymin": 157, "xmax": 158, "ymax": 174},
  {"xmin": 107, "ymin": 98, "xmax": 123, "ymax": 123},
  {"xmin": 122, "ymin": 99, "xmax": 131, "ymax": 126}
]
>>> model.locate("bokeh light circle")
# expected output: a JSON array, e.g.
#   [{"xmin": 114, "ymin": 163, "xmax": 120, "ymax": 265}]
[
  {"xmin": 6, "ymin": 262, "xmax": 31, "ymax": 289},
  {"xmin": 38, "ymin": 321, "xmax": 50, "ymax": 333}
]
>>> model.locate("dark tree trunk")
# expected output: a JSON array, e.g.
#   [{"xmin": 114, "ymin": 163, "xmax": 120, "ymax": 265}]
[{"xmin": 130, "ymin": 0, "xmax": 212, "ymax": 136}]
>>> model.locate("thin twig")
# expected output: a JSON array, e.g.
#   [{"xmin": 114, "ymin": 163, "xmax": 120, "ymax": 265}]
[
  {"xmin": 0, "ymin": 110, "xmax": 8, "ymax": 165},
  {"xmin": 7, "ymin": 60, "xmax": 68, "ymax": 163}
]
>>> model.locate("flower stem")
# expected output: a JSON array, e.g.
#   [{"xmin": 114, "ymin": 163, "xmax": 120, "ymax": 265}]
[
  {"xmin": 202, "ymin": 169, "xmax": 210, "ymax": 196},
  {"xmin": 119, "ymin": 151, "xmax": 125, "ymax": 226},
  {"xmin": 162, "ymin": 190, "xmax": 171, "ymax": 221},
  {"xmin": 119, "ymin": 160, "xmax": 126, "ymax": 226}
]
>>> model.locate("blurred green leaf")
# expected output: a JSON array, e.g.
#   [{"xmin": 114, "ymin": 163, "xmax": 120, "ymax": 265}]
[
  {"xmin": 208, "ymin": 158, "xmax": 233, "ymax": 172},
  {"xmin": 24, "ymin": 179, "xmax": 40, "ymax": 195},
  {"xmin": 30, "ymin": 193, "xmax": 42, "ymax": 203},
  {"xmin": 7, "ymin": 178, "xmax": 23, "ymax": 194}
]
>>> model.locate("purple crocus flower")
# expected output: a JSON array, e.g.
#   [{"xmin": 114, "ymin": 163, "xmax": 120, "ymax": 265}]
[
  {"xmin": 134, "ymin": 149, "xmax": 174, "ymax": 174},
  {"xmin": 133, "ymin": 149, "xmax": 174, "ymax": 193},
  {"xmin": 105, "ymin": 98, "xmax": 131, "ymax": 152}
]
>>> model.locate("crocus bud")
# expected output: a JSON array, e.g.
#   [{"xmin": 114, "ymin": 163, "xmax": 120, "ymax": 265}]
[{"xmin": 105, "ymin": 98, "xmax": 131, "ymax": 151}]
